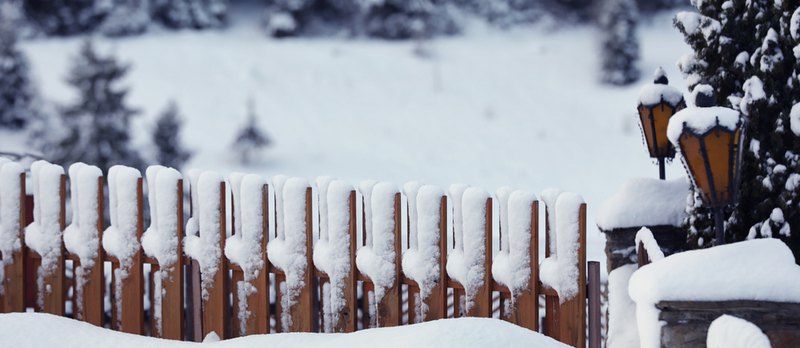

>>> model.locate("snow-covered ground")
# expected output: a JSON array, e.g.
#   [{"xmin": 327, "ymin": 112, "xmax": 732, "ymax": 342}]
[
  {"xmin": 0, "ymin": 312, "xmax": 570, "ymax": 347},
  {"xmin": 17, "ymin": 9, "xmax": 691, "ymax": 273}
]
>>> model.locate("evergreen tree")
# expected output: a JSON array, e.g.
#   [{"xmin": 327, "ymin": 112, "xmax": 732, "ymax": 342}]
[
  {"xmin": 152, "ymin": 0, "xmax": 228, "ymax": 30},
  {"xmin": 152, "ymin": 100, "xmax": 192, "ymax": 169},
  {"xmin": 23, "ymin": 0, "xmax": 106, "ymax": 35},
  {"xmin": 0, "ymin": 3, "xmax": 36, "ymax": 129},
  {"xmin": 675, "ymin": 1, "xmax": 800, "ymax": 260},
  {"xmin": 231, "ymin": 100, "xmax": 270, "ymax": 165},
  {"xmin": 599, "ymin": 0, "xmax": 640, "ymax": 85},
  {"xmin": 99, "ymin": 0, "xmax": 150, "ymax": 37},
  {"xmin": 52, "ymin": 40, "xmax": 144, "ymax": 171},
  {"xmin": 363, "ymin": 0, "xmax": 458, "ymax": 39}
]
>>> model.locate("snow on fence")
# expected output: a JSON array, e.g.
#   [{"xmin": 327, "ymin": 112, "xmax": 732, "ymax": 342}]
[{"xmin": 0, "ymin": 161, "xmax": 599, "ymax": 348}]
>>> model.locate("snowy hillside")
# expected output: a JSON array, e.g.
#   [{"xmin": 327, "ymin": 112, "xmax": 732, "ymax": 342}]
[{"xmin": 17, "ymin": 11, "xmax": 690, "ymax": 269}]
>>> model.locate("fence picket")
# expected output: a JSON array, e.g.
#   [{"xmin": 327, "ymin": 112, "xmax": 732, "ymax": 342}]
[
  {"xmin": 41, "ymin": 174, "xmax": 66, "ymax": 316},
  {"xmin": 1, "ymin": 171, "xmax": 26, "ymax": 313},
  {"xmin": 158, "ymin": 179, "xmax": 185, "ymax": 340},
  {"xmin": 557, "ymin": 203, "xmax": 587, "ymax": 348},
  {"xmin": 203, "ymin": 181, "xmax": 229, "ymax": 339},
  {"xmin": 77, "ymin": 176, "xmax": 105, "ymax": 326},
  {"xmin": 119, "ymin": 177, "xmax": 144, "ymax": 334}
]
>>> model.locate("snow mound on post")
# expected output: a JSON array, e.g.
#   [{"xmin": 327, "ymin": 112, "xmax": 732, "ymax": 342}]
[
  {"xmin": 667, "ymin": 106, "xmax": 740, "ymax": 146},
  {"xmin": 539, "ymin": 188, "xmax": 562, "ymax": 255},
  {"xmin": 402, "ymin": 184, "xmax": 444, "ymax": 320},
  {"xmin": 355, "ymin": 182, "xmax": 398, "ymax": 321},
  {"xmin": 539, "ymin": 192, "xmax": 583, "ymax": 302},
  {"xmin": 449, "ymin": 187, "xmax": 490, "ymax": 312},
  {"xmin": 24, "ymin": 161, "xmax": 64, "ymax": 308},
  {"xmin": 141, "ymin": 167, "xmax": 182, "ymax": 334},
  {"xmin": 706, "ymin": 315, "xmax": 771, "ymax": 348},
  {"xmin": 63, "ymin": 164, "xmax": 102, "ymax": 318},
  {"xmin": 272, "ymin": 174, "xmax": 289, "ymax": 239},
  {"xmin": 313, "ymin": 179, "xmax": 353, "ymax": 332},
  {"xmin": 224, "ymin": 174, "xmax": 267, "ymax": 334},
  {"xmin": 629, "ymin": 239, "xmax": 800, "ymax": 348},
  {"xmin": 358, "ymin": 180, "xmax": 378, "ymax": 246},
  {"xmin": 101, "ymin": 165, "xmax": 142, "ymax": 322},
  {"xmin": 267, "ymin": 177, "xmax": 310, "ymax": 329},
  {"xmin": 183, "ymin": 171, "xmax": 223, "ymax": 300},
  {"xmin": 0, "ymin": 161, "xmax": 24, "ymax": 294},
  {"xmin": 596, "ymin": 177, "xmax": 690, "ymax": 230},
  {"xmin": 445, "ymin": 184, "xmax": 469, "ymax": 285},
  {"xmin": 492, "ymin": 190, "xmax": 536, "ymax": 300},
  {"xmin": 403, "ymin": 181, "xmax": 422, "ymax": 250}
]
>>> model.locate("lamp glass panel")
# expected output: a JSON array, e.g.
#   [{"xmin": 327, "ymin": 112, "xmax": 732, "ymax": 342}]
[
  {"xmin": 652, "ymin": 103, "xmax": 674, "ymax": 156},
  {"xmin": 638, "ymin": 105, "xmax": 656, "ymax": 157},
  {"xmin": 704, "ymin": 128, "xmax": 734, "ymax": 205},
  {"xmin": 680, "ymin": 132, "xmax": 713, "ymax": 204}
]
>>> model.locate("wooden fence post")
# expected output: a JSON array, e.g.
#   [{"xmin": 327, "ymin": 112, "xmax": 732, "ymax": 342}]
[
  {"xmin": 543, "ymin": 203, "xmax": 559, "ymax": 338},
  {"xmin": 467, "ymin": 197, "xmax": 492, "ymax": 318},
  {"xmin": 334, "ymin": 190, "xmax": 358, "ymax": 332},
  {"xmin": 376, "ymin": 192, "xmax": 402, "ymax": 327},
  {"xmin": 557, "ymin": 203, "xmax": 587, "ymax": 348},
  {"xmin": 509, "ymin": 200, "xmax": 539, "ymax": 331},
  {"xmin": 242, "ymin": 183, "xmax": 270, "ymax": 335},
  {"xmin": 290, "ymin": 187, "xmax": 317, "ymax": 332},
  {"xmin": 422, "ymin": 195, "xmax": 447, "ymax": 321},
  {"xmin": 120, "ymin": 177, "xmax": 144, "ymax": 334},
  {"xmin": 588, "ymin": 261, "xmax": 602, "ymax": 348},
  {"xmin": 203, "ymin": 181, "xmax": 229, "ymax": 339},
  {"xmin": 41, "ymin": 174, "xmax": 66, "ymax": 316},
  {"xmin": 1, "ymin": 171, "xmax": 26, "ymax": 313},
  {"xmin": 159, "ymin": 179, "xmax": 185, "ymax": 340},
  {"xmin": 76, "ymin": 176, "xmax": 105, "ymax": 326}
]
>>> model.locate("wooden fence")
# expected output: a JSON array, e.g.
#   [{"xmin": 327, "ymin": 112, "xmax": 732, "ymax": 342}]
[{"xmin": 0, "ymin": 163, "xmax": 602, "ymax": 348}]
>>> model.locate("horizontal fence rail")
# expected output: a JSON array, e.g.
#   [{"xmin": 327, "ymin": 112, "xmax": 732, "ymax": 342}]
[{"xmin": 0, "ymin": 161, "xmax": 601, "ymax": 348}]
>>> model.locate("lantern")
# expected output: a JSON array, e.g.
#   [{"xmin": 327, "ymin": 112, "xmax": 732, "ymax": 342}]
[
  {"xmin": 668, "ymin": 85, "xmax": 744, "ymax": 245},
  {"xmin": 637, "ymin": 67, "xmax": 686, "ymax": 179}
]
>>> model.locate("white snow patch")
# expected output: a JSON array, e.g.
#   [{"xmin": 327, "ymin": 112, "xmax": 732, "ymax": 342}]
[
  {"xmin": 606, "ymin": 264, "xmax": 639, "ymax": 348},
  {"xmin": 539, "ymin": 192, "xmax": 584, "ymax": 302},
  {"xmin": 634, "ymin": 227, "xmax": 665, "ymax": 262},
  {"xmin": 446, "ymin": 187, "xmax": 490, "ymax": 312},
  {"xmin": 667, "ymin": 105, "xmax": 740, "ymax": 146},
  {"xmin": 638, "ymin": 83, "xmax": 684, "ymax": 107},
  {"xmin": 706, "ymin": 315, "xmax": 771, "ymax": 348},
  {"xmin": 597, "ymin": 177, "xmax": 690, "ymax": 231}
]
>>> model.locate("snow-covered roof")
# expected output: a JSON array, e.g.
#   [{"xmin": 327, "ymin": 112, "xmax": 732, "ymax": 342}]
[
  {"xmin": 667, "ymin": 106, "xmax": 740, "ymax": 146},
  {"xmin": 596, "ymin": 177, "xmax": 690, "ymax": 231}
]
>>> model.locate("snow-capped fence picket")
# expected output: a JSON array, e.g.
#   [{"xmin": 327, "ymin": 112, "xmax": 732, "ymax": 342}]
[
  {"xmin": 0, "ymin": 161, "xmax": 598, "ymax": 348},
  {"xmin": 0, "ymin": 161, "xmax": 25, "ymax": 313}
]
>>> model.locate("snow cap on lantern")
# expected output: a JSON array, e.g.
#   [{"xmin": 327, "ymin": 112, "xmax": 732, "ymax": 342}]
[{"xmin": 637, "ymin": 67, "xmax": 686, "ymax": 160}]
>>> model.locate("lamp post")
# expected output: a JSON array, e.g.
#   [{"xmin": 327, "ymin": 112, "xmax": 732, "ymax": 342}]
[
  {"xmin": 667, "ymin": 85, "xmax": 744, "ymax": 245},
  {"xmin": 637, "ymin": 67, "xmax": 686, "ymax": 180}
]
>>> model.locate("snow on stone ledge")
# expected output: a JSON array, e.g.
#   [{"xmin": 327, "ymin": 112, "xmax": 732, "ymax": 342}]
[
  {"xmin": 0, "ymin": 313, "xmax": 571, "ymax": 348},
  {"xmin": 596, "ymin": 177, "xmax": 690, "ymax": 231},
  {"xmin": 707, "ymin": 315, "xmax": 771, "ymax": 348},
  {"xmin": 667, "ymin": 105, "xmax": 740, "ymax": 147},
  {"xmin": 629, "ymin": 239, "xmax": 800, "ymax": 348}
]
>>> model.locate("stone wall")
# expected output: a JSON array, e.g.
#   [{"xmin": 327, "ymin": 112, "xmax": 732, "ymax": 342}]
[
  {"xmin": 659, "ymin": 300, "xmax": 800, "ymax": 347},
  {"xmin": 602, "ymin": 225, "xmax": 686, "ymax": 272}
]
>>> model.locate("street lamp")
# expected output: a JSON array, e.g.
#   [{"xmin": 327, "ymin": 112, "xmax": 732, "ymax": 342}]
[
  {"xmin": 667, "ymin": 85, "xmax": 744, "ymax": 245},
  {"xmin": 637, "ymin": 67, "xmax": 686, "ymax": 180}
]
